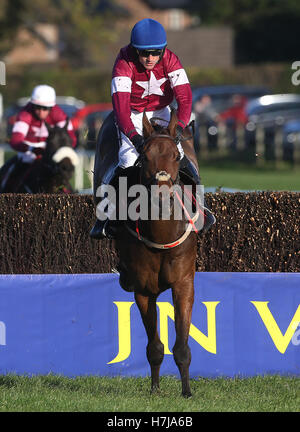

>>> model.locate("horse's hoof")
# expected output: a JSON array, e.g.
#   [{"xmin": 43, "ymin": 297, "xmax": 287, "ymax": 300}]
[
  {"xmin": 182, "ymin": 391, "xmax": 192, "ymax": 398},
  {"xmin": 150, "ymin": 386, "xmax": 160, "ymax": 395}
]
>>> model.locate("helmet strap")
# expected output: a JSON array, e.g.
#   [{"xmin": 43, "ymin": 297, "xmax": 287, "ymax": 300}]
[{"xmin": 157, "ymin": 46, "xmax": 166, "ymax": 63}]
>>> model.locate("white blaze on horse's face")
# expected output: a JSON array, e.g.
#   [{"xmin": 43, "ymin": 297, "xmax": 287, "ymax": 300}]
[{"xmin": 52, "ymin": 147, "xmax": 79, "ymax": 167}]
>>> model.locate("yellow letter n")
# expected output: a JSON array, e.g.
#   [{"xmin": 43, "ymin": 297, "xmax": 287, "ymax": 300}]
[{"xmin": 157, "ymin": 301, "xmax": 220, "ymax": 354}]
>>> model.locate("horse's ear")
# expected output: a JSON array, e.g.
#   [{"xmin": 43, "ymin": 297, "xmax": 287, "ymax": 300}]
[
  {"xmin": 167, "ymin": 109, "xmax": 178, "ymax": 138},
  {"xmin": 64, "ymin": 118, "xmax": 69, "ymax": 130},
  {"xmin": 142, "ymin": 110, "xmax": 154, "ymax": 139}
]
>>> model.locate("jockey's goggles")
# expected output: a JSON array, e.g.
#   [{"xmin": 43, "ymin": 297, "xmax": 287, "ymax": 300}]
[
  {"xmin": 33, "ymin": 104, "xmax": 51, "ymax": 111},
  {"xmin": 137, "ymin": 49, "xmax": 163, "ymax": 57}
]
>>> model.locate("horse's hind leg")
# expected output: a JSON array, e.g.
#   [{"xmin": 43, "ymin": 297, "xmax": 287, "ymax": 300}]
[
  {"xmin": 135, "ymin": 292, "xmax": 164, "ymax": 393},
  {"xmin": 172, "ymin": 280, "xmax": 194, "ymax": 397}
]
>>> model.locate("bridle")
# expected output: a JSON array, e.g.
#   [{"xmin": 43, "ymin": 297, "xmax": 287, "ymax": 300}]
[
  {"xmin": 139, "ymin": 133, "xmax": 180, "ymax": 188},
  {"xmin": 126, "ymin": 132, "xmax": 200, "ymax": 249}
]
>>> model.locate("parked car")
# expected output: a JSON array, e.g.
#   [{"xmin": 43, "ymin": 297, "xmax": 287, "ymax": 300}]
[
  {"xmin": 71, "ymin": 103, "xmax": 112, "ymax": 149},
  {"xmin": 245, "ymin": 94, "xmax": 300, "ymax": 129},
  {"xmin": 244, "ymin": 94, "xmax": 300, "ymax": 159},
  {"xmin": 3, "ymin": 96, "xmax": 85, "ymax": 137},
  {"xmin": 282, "ymin": 119, "xmax": 300, "ymax": 163},
  {"xmin": 191, "ymin": 85, "xmax": 271, "ymax": 152},
  {"xmin": 192, "ymin": 84, "xmax": 271, "ymax": 114}
]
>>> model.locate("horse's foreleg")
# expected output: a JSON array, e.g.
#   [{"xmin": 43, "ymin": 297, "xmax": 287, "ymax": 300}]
[
  {"xmin": 135, "ymin": 292, "xmax": 164, "ymax": 393},
  {"xmin": 172, "ymin": 280, "xmax": 194, "ymax": 397}
]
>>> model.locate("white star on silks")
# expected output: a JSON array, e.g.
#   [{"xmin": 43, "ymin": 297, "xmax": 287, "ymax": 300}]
[{"xmin": 136, "ymin": 72, "xmax": 167, "ymax": 99}]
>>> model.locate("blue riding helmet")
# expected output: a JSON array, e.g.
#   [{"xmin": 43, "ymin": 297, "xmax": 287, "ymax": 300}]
[{"xmin": 131, "ymin": 18, "xmax": 167, "ymax": 50}]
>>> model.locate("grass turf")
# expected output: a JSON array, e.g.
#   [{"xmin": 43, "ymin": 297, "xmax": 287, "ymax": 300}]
[
  {"xmin": 0, "ymin": 375, "xmax": 299, "ymax": 412},
  {"xmin": 200, "ymin": 165, "xmax": 300, "ymax": 191}
]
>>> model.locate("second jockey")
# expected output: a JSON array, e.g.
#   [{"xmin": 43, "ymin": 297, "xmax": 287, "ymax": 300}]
[
  {"xmin": 90, "ymin": 18, "xmax": 215, "ymax": 239},
  {"xmin": 10, "ymin": 84, "xmax": 76, "ymax": 162}
]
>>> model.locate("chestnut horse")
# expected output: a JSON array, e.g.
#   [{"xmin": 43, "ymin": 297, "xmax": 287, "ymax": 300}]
[{"xmin": 94, "ymin": 110, "xmax": 200, "ymax": 397}]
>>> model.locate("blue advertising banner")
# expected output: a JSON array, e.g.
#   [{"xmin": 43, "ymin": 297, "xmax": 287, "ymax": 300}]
[{"xmin": 0, "ymin": 272, "xmax": 299, "ymax": 378}]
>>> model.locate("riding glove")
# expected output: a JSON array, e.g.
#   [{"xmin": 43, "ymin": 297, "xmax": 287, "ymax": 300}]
[
  {"xmin": 131, "ymin": 134, "xmax": 144, "ymax": 153},
  {"xmin": 18, "ymin": 150, "xmax": 37, "ymax": 163}
]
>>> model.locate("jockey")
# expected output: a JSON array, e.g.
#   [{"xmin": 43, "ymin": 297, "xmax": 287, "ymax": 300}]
[
  {"xmin": 10, "ymin": 84, "xmax": 77, "ymax": 163},
  {"xmin": 90, "ymin": 18, "xmax": 215, "ymax": 239}
]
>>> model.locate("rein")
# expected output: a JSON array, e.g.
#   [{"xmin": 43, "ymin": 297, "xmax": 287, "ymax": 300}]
[{"xmin": 126, "ymin": 210, "xmax": 199, "ymax": 250}]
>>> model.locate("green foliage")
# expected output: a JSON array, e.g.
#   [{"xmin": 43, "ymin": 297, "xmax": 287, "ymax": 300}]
[
  {"xmin": 1, "ymin": 66, "xmax": 112, "ymax": 106},
  {"xmin": 186, "ymin": 0, "xmax": 300, "ymax": 63},
  {"xmin": 0, "ymin": 0, "xmax": 119, "ymax": 65},
  {"xmin": 2, "ymin": 62, "xmax": 299, "ymax": 109},
  {"xmin": 187, "ymin": 0, "xmax": 300, "ymax": 25},
  {"xmin": 0, "ymin": 0, "xmax": 25, "ymax": 56}
]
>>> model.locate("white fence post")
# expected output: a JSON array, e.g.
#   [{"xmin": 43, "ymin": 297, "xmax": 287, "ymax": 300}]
[
  {"xmin": 0, "ymin": 144, "xmax": 5, "ymax": 168},
  {"xmin": 74, "ymin": 149, "xmax": 95, "ymax": 192}
]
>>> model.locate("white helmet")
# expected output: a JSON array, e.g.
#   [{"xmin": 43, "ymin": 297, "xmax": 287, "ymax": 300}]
[{"xmin": 30, "ymin": 85, "xmax": 56, "ymax": 107}]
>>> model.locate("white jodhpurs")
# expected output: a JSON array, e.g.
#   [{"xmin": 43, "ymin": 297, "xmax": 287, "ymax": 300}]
[{"xmin": 117, "ymin": 106, "xmax": 184, "ymax": 169}]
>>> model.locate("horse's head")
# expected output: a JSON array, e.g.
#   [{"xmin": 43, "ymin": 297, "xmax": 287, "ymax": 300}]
[
  {"xmin": 42, "ymin": 121, "xmax": 79, "ymax": 189},
  {"xmin": 139, "ymin": 110, "xmax": 182, "ymax": 216},
  {"xmin": 141, "ymin": 109, "xmax": 181, "ymax": 188},
  {"xmin": 45, "ymin": 120, "xmax": 72, "ymax": 157}
]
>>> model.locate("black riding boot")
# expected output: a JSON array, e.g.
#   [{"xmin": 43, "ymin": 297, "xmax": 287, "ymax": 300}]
[
  {"xmin": 90, "ymin": 166, "xmax": 124, "ymax": 240},
  {"xmin": 180, "ymin": 156, "xmax": 216, "ymax": 234}
]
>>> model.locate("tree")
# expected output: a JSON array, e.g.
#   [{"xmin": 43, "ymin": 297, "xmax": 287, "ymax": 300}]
[
  {"xmin": 186, "ymin": 0, "xmax": 300, "ymax": 26},
  {"xmin": 0, "ymin": 0, "xmax": 120, "ymax": 66},
  {"xmin": 185, "ymin": 0, "xmax": 300, "ymax": 63},
  {"xmin": 0, "ymin": 0, "xmax": 26, "ymax": 56}
]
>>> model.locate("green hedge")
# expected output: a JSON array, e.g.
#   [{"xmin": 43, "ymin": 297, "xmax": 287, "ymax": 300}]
[
  {"xmin": 0, "ymin": 192, "xmax": 298, "ymax": 274},
  {"xmin": 2, "ymin": 62, "xmax": 299, "ymax": 108}
]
